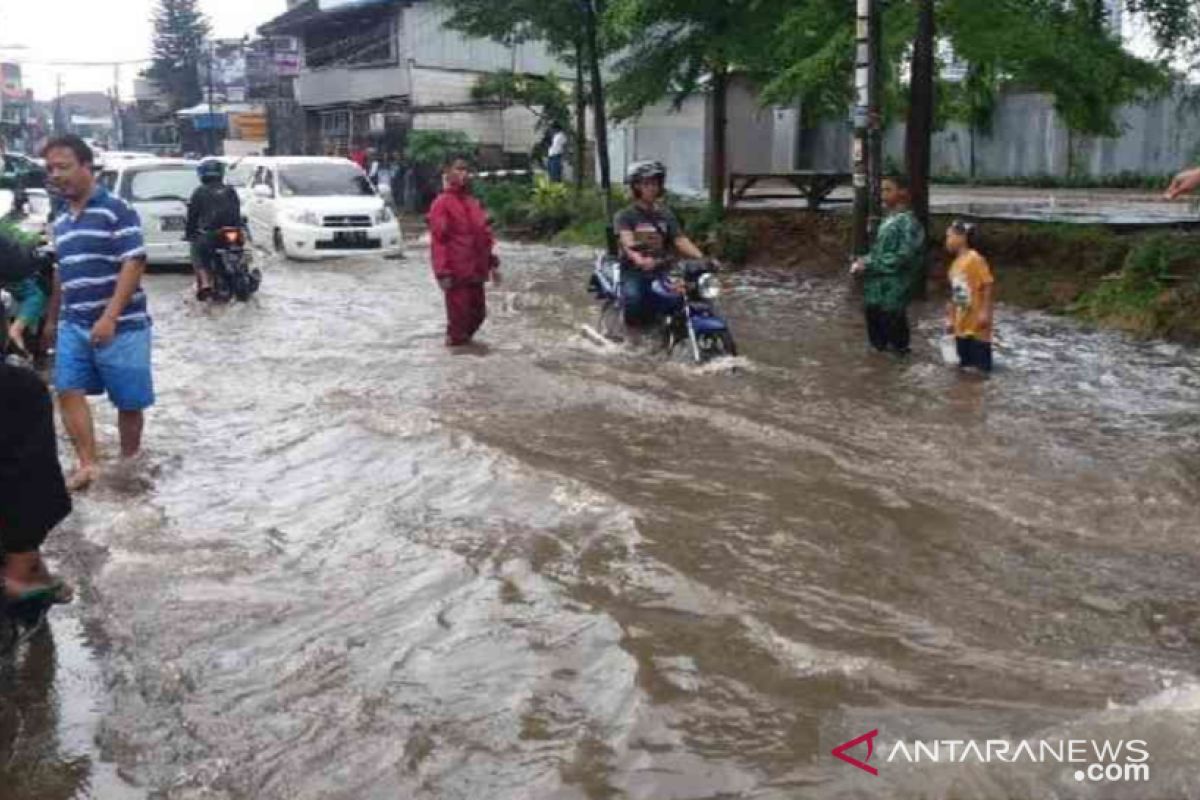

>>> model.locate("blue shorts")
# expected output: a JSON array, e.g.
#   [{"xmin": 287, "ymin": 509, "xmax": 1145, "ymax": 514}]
[{"xmin": 55, "ymin": 322, "xmax": 156, "ymax": 411}]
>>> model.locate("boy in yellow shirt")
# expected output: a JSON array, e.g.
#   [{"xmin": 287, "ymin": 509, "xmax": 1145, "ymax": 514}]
[{"xmin": 944, "ymin": 220, "xmax": 995, "ymax": 373}]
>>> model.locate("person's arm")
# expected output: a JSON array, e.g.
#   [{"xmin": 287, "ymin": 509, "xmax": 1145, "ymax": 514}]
[
  {"xmin": 1165, "ymin": 167, "xmax": 1200, "ymax": 200},
  {"xmin": 427, "ymin": 197, "xmax": 453, "ymax": 284},
  {"xmin": 91, "ymin": 205, "xmax": 147, "ymax": 346},
  {"xmin": 13, "ymin": 277, "xmax": 47, "ymax": 327},
  {"xmin": 44, "ymin": 270, "xmax": 61, "ymax": 346},
  {"xmin": 185, "ymin": 189, "xmax": 200, "ymax": 241},
  {"xmin": 976, "ymin": 280, "xmax": 995, "ymax": 331},
  {"xmin": 618, "ymin": 229, "xmax": 657, "ymax": 271},
  {"xmin": 674, "ymin": 234, "xmax": 705, "ymax": 260}
]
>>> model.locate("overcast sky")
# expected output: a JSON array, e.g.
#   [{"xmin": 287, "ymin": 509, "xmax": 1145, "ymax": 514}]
[{"xmin": 0, "ymin": 0, "xmax": 286, "ymax": 102}]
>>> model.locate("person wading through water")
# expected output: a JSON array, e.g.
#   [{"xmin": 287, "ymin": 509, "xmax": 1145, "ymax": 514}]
[
  {"xmin": 850, "ymin": 175, "xmax": 926, "ymax": 355},
  {"xmin": 427, "ymin": 154, "xmax": 501, "ymax": 347},
  {"xmin": 0, "ymin": 226, "xmax": 73, "ymax": 608}
]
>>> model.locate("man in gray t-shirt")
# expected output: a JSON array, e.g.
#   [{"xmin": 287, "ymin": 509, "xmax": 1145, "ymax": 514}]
[{"xmin": 614, "ymin": 161, "xmax": 705, "ymax": 327}]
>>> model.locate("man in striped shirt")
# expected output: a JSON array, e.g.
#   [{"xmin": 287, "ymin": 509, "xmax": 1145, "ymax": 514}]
[{"xmin": 43, "ymin": 135, "xmax": 154, "ymax": 491}]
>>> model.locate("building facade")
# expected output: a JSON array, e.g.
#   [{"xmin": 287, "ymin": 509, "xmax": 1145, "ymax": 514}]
[{"xmin": 260, "ymin": 0, "xmax": 566, "ymax": 164}]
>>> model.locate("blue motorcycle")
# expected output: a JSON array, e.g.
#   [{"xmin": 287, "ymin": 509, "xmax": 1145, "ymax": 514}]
[{"xmin": 589, "ymin": 255, "xmax": 738, "ymax": 363}]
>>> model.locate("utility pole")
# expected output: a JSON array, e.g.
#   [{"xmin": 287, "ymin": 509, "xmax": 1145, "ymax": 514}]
[
  {"xmin": 54, "ymin": 73, "xmax": 64, "ymax": 134},
  {"xmin": 851, "ymin": 0, "xmax": 883, "ymax": 255},
  {"xmin": 112, "ymin": 62, "xmax": 124, "ymax": 149},
  {"xmin": 206, "ymin": 42, "xmax": 216, "ymax": 156},
  {"xmin": 580, "ymin": 0, "xmax": 616, "ymax": 256}
]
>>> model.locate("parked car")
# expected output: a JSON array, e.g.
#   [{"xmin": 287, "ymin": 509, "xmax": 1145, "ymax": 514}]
[
  {"xmin": 1, "ymin": 153, "xmax": 47, "ymax": 191},
  {"xmin": 244, "ymin": 157, "xmax": 402, "ymax": 260},
  {"xmin": 99, "ymin": 159, "xmax": 199, "ymax": 267},
  {"xmin": 220, "ymin": 156, "xmax": 262, "ymax": 209}
]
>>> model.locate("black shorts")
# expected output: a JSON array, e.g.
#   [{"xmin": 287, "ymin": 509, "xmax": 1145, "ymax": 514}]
[{"xmin": 956, "ymin": 337, "xmax": 993, "ymax": 373}]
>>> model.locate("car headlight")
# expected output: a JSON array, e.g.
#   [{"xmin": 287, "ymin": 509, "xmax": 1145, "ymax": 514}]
[
  {"xmin": 697, "ymin": 272, "xmax": 722, "ymax": 300},
  {"xmin": 287, "ymin": 209, "xmax": 320, "ymax": 226},
  {"xmin": 375, "ymin": 207, "xmax": 393, "ymax": 225}
]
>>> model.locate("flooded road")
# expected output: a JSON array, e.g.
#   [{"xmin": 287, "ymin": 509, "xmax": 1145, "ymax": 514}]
[{"xmin": 5, "ymin": 240, "xmax": 1200, "ymax": 798}]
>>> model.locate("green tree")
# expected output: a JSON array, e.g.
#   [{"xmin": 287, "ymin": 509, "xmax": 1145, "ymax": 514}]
[
  {"xmin": 471, "ymin": 71, "xmax": 572, "ymax": 141},
  {"xmin": 147, "ymin": 0, "xmax": 210, "ymax": 111},
  {"xmin": 439, "ymin": 0, "xmax": 617, "ymax": 191},
  {"xmin": 606, "ymin": 0, "xmax": 792, "ymax": 210}
]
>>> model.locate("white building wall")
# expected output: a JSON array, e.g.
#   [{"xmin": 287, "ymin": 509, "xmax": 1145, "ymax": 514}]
[
  {"xmin": 610, "ymin": 96, "xmax": 708, "ymax": 197},
  {"xmin": 402, "ymin": 3, "xmax": 566, "ymax": 76},
  {"xmin": 409, "ymin": 67, "xmax": 544, "ymax": 153}
]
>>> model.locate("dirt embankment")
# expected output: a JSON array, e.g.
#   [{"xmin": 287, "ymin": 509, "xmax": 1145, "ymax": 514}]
[{"xmin": 730, "ymin": 209, "xmax": 1200, "ymax": 343}]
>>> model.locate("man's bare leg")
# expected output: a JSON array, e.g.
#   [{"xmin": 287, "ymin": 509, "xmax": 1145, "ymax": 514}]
[
  {"xmin": 118, "ymin": 410, "xmax": 144, "ymax": 458},
  {"xmin": 59, "ymin": 391, "xmax": 99, "ymax": 490}
]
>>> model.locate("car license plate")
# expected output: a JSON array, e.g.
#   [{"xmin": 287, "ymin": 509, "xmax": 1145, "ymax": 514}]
[
  {"xmin": 160, "ymin": 216, "xmax": 186, "ymax": 232},
  {"xmin": 333, "ymin": 230, "xmax": 369, "ymax": 245}
]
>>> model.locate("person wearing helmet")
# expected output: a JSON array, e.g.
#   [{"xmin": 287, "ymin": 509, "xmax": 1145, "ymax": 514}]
[
  {"xmin": 186, "ymin": 158, "xmax": 242, "ymax": 301},
  {"xmin": 615, "ymin": 161, "xmax": 706, "ymax": 327}
]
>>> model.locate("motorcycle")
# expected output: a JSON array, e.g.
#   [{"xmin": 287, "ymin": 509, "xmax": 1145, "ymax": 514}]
[
  {"xmin": 203, "ymin": 226, "xmax": 261, "ymax": 303},
  {"xmin": 589, "ymin": 255, "xmax": 738, "ymax": 363}
]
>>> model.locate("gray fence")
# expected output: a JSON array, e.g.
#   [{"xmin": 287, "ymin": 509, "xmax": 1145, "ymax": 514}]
[{"xmin": 801, "ymin": 89, "xmax": 1200, "ymax": 179}]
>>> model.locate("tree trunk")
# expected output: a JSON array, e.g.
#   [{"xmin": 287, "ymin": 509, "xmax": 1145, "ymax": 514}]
[
  {"xmin": 583, "ymin": 0, "xmax": 616, "ymax": 254},
  {"xmin": 905, "ymin": 0, "xmax": 935, "ymax": 232},
  {"xmin": 574, "ymin": 36, "xmax": 588, "ymax": 190},
  {"xmin": 710, "ymin": 65, "xmax": 729, "ymax": 212}
]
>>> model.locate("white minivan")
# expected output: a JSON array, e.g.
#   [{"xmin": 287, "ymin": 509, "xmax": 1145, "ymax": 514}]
[
  {"xmin": 99, "ymin": 159, "xmax": 199, "ymax": 267},
  {"xmin": 244, "ymin": 157, "xmax": 402, "ymax": 260}
]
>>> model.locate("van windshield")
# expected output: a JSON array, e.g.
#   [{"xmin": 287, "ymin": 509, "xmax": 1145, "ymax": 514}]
[
  {"xmin": 278, "ymin": 163, "xmax": 375, "ymax": 197},
  {"xmin": 125, "ymin": 166, "xmax": 199, "ymax": 202}
]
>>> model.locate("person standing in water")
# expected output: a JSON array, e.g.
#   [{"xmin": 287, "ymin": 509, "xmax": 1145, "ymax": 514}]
[
  {"xmin": 944, "ymin": 220, "xmax": 995, "ymax": 373},
  {"xmin": 43, "ymin": 135, "xmax": 154, "ymax": 491},
  {"xmin": 428, "ymin": 154, "xmax": 500, "ymax": 347},
  {"xmin": 851, "ymin": 175, "xmax": 926, "ymax": 354}
]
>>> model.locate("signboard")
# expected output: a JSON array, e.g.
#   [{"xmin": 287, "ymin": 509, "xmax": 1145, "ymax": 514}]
[
  {"xmin": 1, "ymin": 62, "xmax": 24, "ymax": 101},
  {"xmin": 212, "ymin": 39, "xmax": 248, "ymax": 95},
  {"xmin": 192, "ymin": 113, "xmax": 228, "ymax": 131}
]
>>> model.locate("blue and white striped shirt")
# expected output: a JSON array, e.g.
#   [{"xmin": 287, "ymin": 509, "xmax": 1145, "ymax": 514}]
[{"xmin": 53, "ymin": 186, "xmax": 150, "ymax": 332}]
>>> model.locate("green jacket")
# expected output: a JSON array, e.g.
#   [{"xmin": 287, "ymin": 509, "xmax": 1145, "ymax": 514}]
[{"xmin": 864, "ymin": 210, "xmax": 925, "ymax": 312}]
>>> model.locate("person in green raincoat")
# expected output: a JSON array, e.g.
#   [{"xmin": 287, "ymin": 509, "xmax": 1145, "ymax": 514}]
[{"xmin": 850, "ymin": 175, "xmax": 926, "ymax": 354}]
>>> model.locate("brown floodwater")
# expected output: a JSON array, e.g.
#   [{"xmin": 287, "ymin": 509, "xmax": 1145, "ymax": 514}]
[{"xmin": 3, "ymin": 240, "xmax": 1199, "ymax": 799}]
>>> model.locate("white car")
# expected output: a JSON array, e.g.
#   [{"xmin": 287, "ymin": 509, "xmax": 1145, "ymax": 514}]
[
  {"xmin": 244, "ymin": 157, "xmax": 402, "ymax": 260},
  {"xmin": 99, "ymin": 159, "xmax": 199, "ymax": 267}
]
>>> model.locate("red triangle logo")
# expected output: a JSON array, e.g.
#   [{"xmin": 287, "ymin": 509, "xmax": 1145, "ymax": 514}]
[{"xmin": 832, "ymin": 729, "xmax": 879, "ymax": 776}]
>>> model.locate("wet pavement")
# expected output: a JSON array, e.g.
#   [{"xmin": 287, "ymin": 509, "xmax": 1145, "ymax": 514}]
[{"xmin": 3, "ymin": 240, "xmax": 1200, "ymax": 798}]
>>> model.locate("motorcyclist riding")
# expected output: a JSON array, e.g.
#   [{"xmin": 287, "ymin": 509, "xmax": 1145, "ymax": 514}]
[
  {"xmin": 615, "ymin": 161, "xmax": 707, "ymax": 327},
  {"xmin": 186, "ymin": 158, "xmax": 242, "ymax": 302}
]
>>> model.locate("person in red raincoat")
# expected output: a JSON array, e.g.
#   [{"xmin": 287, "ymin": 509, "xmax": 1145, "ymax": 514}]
[{"xmin": 428, "ymin": 154, "xmax": 501, "ymax": 346}]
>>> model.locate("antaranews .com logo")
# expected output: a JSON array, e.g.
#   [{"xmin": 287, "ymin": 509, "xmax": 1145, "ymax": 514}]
[{"xmin": 832, "ymin": 729, "xmax": 1150, "ymax": 784}]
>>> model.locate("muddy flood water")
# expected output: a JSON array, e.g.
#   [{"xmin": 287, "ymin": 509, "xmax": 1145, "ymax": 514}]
[{"xmin": 3, "ymin": 240, "xmax": 1199, "ymax": 799}]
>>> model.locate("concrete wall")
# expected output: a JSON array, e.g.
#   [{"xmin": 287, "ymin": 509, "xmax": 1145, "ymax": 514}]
[
  {"xmin": 402, "ymin": 3, "xmax": 565, "ymax": 76},
  {"xmin": 609, "ymin": 95, "xmax": 708, "ymax": 197},
  {"xmin": 803, "ymin": 89, "xmax": 1200, "ymax": 179},
  {"xmin": 296, "ymin": 65, "xmax": 409, "ymax": 107},
  {"xmin": 609, "ymin": 76, "xmax": 798, "ymax": 197}
]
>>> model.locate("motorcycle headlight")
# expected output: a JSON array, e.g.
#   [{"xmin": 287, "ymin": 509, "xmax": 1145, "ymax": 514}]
[
  {"xmin": 287, "ymin": 209, "xmax": 320, "ymax": 226},
  {"xmin": 697, "ymin": 272, "xmax": 722, "ymax": 300},
  {"xmin": 375, "ymin": 206, "xmax": 393, "ymax": 225}
]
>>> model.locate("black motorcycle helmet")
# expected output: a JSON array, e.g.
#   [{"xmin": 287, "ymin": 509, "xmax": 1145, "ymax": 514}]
[{"xmin": 626, "ymin": 161, "xmax": 667, "ymax": 199}]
